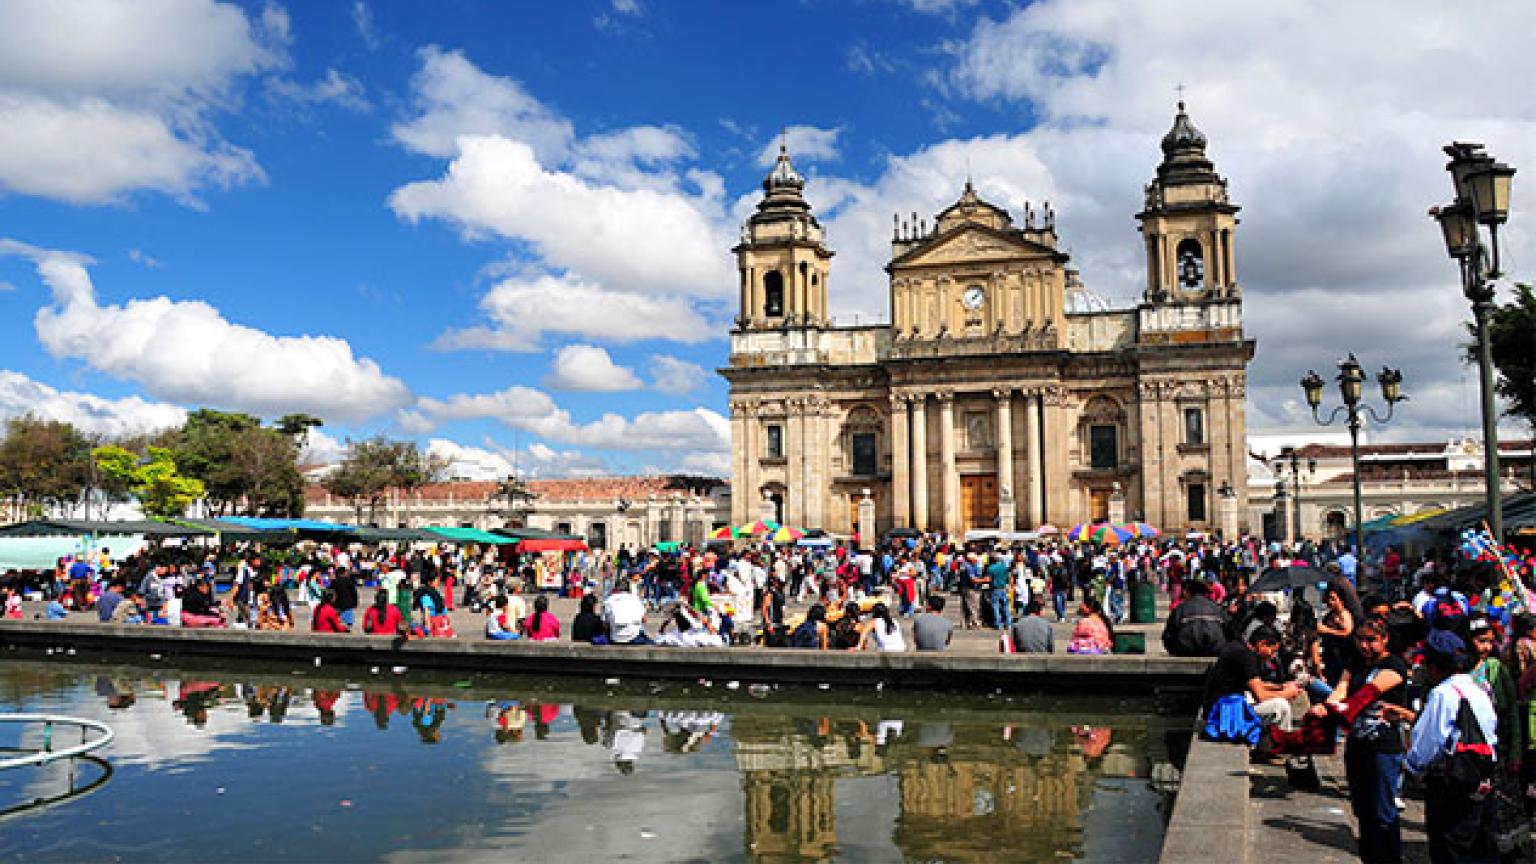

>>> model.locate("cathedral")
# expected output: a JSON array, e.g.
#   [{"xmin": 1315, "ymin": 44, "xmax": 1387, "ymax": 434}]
[{"xmin": 721, "ymin": 103, "xmax": 1254, "ymax": 538}]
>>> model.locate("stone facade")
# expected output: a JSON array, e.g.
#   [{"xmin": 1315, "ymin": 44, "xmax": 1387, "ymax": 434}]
[{"xmin": 723, "ymin": 105, "xmax": 1254, "ymax": 537}]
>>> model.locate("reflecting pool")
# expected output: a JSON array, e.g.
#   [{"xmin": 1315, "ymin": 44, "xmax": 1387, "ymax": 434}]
[{"xmin": 0, "ymin": 658, "xmax": 1184, "ymax": 862}]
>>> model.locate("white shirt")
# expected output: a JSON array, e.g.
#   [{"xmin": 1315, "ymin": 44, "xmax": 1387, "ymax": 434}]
[
  {"xmin": 603, "ymin": 591, "xmax": 647, "ymax": 643},
  {"xmin": 1406, "ymin": 673, "xmax": 1499, "ymax": 776},
  {"xmin": 871, "ymin": 621, "xmax": 907, "ymax": 652}
]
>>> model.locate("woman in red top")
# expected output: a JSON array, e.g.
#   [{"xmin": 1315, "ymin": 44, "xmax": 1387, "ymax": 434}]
[
  {"xmin": 522, "ymin": 595, "xmax": 561, "ymax": 641},
  {"xmin": 312, "ymin": 589, "xmax": 349, "ymax": 633},
  {"xmin": 362, "ymin": 590, "xmax": 403, "ymax": 635}
]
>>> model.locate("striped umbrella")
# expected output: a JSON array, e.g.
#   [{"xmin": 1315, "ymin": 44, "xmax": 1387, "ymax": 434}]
[
  {"xmin": 1067, "ymin": 522, "xmax": 1135, "ymax": 545},
  {"xmin": 1124, "ymin": 522, "xmax": 1160, "ymax": 539},
  {"xmin": 770, "ymin": 525, "xmax": 805, "ymax": 543},
  {"xmin": 740, "ymin": 519, "xmax": 781, "ymax": 535},
  {"xmin": 708, "ymin": 525, "xmax": 740, "ymax": 540}
]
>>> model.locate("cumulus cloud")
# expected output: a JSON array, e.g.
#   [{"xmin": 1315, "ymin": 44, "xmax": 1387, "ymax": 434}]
[
  {"xmin": 544, "ymin": 344, "xmax": 643, "ymax": 392},
  {"xmin": 0, "ymin": 0, "xmax": 280, "ymax": 205},
  {"xmin": 756, "ymin": 125, "xmax": 841, "ymax": 167},
  {"xmin": 430, "ymin": 272, "xmax": 715, "ymax": 351},
  {"xmin": 0, "ymin": 370, "xmax": 186, "ymax": 438},
  {"xmin": 649, "ymin": 354, "xmax": 708, "ymax": 395},
  {"xmin": 390, "ymin": 48, "xmax": 731, "ymax": 351},
  {"xmin": 2, "ymin": 238, "xmax": 412, "ymax": 423},
  {"xmin": 427, "ymin": 437, "xmax": 607, "ymax": 480},
  {"xmin": 411, "ymin": 384, "xmax": 730, "ymax": 457}
]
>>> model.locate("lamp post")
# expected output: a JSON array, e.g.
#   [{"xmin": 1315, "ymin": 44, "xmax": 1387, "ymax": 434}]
[
  {"xmin": 1270, "ymin": 446, "xmax": 1316, "ymax": 544},
  {"xmin": 1430, "ymin": 141, "xmax": 1516, "ymax": 543},
  {"xmin": 1300, "ymin": 355, "xmax": 1407, "ymax": 556}
]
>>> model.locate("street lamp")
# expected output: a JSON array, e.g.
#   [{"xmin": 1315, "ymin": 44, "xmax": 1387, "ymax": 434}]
[
  {"xmin": 1431, "ymin": 141, "xmax": 1516, "ymax": 542},
  {"xmin": 1270, "ymin": 447, "xmax": 1316, "ymax": 545},
  {"xmin": 1299, "ymin": 354, "xmax": 1408, "ymax": 556}
]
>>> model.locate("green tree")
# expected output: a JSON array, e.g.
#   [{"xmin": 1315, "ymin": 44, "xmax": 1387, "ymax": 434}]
[
  {"xmin": 173, "ymin": 409, "xmax": 305, "ymax": 516},
  {"xmin": 1467, "ymin": 283, "xmax": 1536, "ymax": 487},
  {"xmin": 0, "ymin": 417, "xmax": 94, "ymax": 517},
  {"xmin": 321, "ymin": 437, "xmax": 444, "ymax": 525},
  {"xmin": 94, "ymin": 445, "xmax": 205, "ymax": 519}
]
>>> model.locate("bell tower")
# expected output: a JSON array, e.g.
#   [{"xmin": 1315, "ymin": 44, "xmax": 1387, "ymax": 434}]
[
  {"xmin": 733, "ymin": 140, "xmax": 833, "ymax": 330},
  {"xmin": 1137, "ymin": 101, "xmax": 1240, "ymax": 302}
]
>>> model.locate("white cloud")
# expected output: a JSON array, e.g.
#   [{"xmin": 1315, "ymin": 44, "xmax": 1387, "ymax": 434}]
[
  {"xmin": 611, "ymin": 0, "xmax": 642, "ymax": 15},
  {"xmin": 127, "ymin": 249, "xmax": 163, "ymax": 269},
  {"xmin": 0, "ymin": 0, "xmax": 280, "ymax": 205},
  {"xmin": 391, "ymin": 135, "xmax": 730, "ymax": 300},
  {"xmin": 266, "ymin": 68, "xmax": 371, "ymax": 112},
  {"xmin": 0, "ymin": 370, "xmax": 186, "ymax": 438},
  {"xmin": 431, "ymin": 272, "xmax": 715, "ymax": 352},
  {"xmin": 427, "ymin": 437, "xmax": 607, "ymax": 480},
  {"xmin": 412, "ymin": 384, "xmax": 730, "ymax": 455},
  {"xmin": 2, "ymin": 238, "xmax": 412, "ymax": 423},
  {"xmin": 391, "ymin": 46, "xmax": 574, "ymax": 163},
  {"xmin": 544, "ymin": 344, "xmax": 643, "ymax": 392},
  {"xmin": 390, "ymin": 48, "xmax": 731, "ymax": 351},
  {"xmin": 300, "ymin": 428, "xmax": 346, "ymax": 466},
  {"xmin": 756, "ymin": 125, "xmax": 841, "ymax": 167},
  {"xmin": 351, "ymin": 1, "xmax": 380, "ymax": 50},
  {"xmin": 649, "ymin": 354, "xmax": 708, "ymax": 395}
]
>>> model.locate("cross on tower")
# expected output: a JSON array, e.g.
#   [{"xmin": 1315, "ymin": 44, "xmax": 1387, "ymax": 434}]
[{"xmin": 1175, "ymin": 83, "xmax": 1186, "ymax": 107}]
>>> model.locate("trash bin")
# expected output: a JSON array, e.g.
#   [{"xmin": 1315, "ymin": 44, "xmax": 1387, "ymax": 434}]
[
  {"xmin": 1112, "ymin": 632, "xmax": 1146, "ymax": 654},
  {"xmin": 1131, "ymin": 580, "xmax": 1157, "ymax": 624}
]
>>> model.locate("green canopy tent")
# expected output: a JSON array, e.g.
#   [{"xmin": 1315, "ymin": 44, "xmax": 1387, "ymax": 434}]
[
  {"xmin": 0, "ymin": 519, "xmax": 214, "ymax": 539},
  {"xmin": 422, "ymin": 526, "xmax": 520, "ymax": 545}
]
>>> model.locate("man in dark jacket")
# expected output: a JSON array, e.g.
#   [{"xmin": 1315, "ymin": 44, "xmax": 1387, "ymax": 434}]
[{"xmin": 1161, "ymin": 580, "xmax": 1229, "ymax": 657}]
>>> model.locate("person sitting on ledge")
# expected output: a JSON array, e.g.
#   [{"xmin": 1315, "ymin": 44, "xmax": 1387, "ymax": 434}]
[
  {"xmin": 522, "ymin": 595, "xmax": 561, "ymax": 642},
  {"xmin": 1161, "ymin": 579, "xmax": 1229, "ymax": 657},
  {"xmin": 96, "ymin": 579, "xmax": 127, "ymax": 623},
  {"xmin": 602, "ymin": 580, "xmax": 652, "ymax": 645},
  {"xmin": 1203, "ymin": 624, "xmax": 1301, "ymax": 739},
  {"xmin": 312, "ymin": 589, "xmax": 349, "ymax": 633},
  {"xmin": 912, "ymin": 595, "xmax": 953, "ymax": 652},
  {"xmin": 790, "ymin": 604, "xmax": 831, "ymax": 649},
  {"xmin": 571, "ymin": 593, "xmax": 607, "ymax": 644},
  {"xmin": 363, "ymin": 589, "xmax": 403, "ymax": 635},
  {"xmin": 179, "ymin": 580, "xmax": 226, "ymax": 628},
  {"xmin": 485, "ymin": 595, "xmax": 519, "ymax": 641}
]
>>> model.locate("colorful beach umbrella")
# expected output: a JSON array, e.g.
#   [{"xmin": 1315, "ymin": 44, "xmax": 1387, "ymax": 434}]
[
  {"xmin": 1124, "ymin": 522, "xmax": 1160, "ymax": 538},
  {"xmin": 1066, "ymin": 522, "xmax": 1135, "ymax": 545},
  {"xmin": 769, "ymin": 525, "xmax": 805, "ymax": 543},
  {"xmin": 740, "ymin": 519, "xmax": 781, "ymax": 535},
  {"xmin": 708, "ymin": 525, "xmax": 739, "ymax": 540}
]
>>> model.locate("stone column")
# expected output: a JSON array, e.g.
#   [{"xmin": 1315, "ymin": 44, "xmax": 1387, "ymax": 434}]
[
  {"xmin": 993, "ymin": 388, "xmax": 1014, "ymax": 530},
  {"xmin": 911, "ymin": 395, "xmax": 929, "ymax": 531},
  {"xmin": 890, "ymin": 393, "xmax": 911, "ymax": 528},
  {"xmin": 938, "ymin": 391, "xmax": 959, "ymax": 536},
  {"xmin": 857, "ymin": 488, "xmax": 875, "ymax": 549},
  {"xmin": 1024, "ymin": 389, "xmax": 1043, "ymax": 527},
  {"xmin": 785, "ymin": 399, "xmax": 803, "ymax": 527}
]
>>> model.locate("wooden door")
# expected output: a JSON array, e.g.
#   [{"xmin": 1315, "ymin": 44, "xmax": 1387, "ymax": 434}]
[
  {"xmin": 1089, "ymin": 489, "xmax": 1111, "ymax": 522},
  {"xmin": 961, "ymin": 476, "xmax": 999, "ymax": 529}
]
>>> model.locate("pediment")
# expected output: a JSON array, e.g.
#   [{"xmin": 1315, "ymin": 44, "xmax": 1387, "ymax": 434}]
[{"xmin": 890, "ymin": 225, "xmax": 1061, "ymax": 269}]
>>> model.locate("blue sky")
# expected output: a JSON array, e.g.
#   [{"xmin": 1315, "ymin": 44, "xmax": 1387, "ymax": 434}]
[{"xmin": 2, "ymin": 0, "xmax": 1535, "ymax": 480}]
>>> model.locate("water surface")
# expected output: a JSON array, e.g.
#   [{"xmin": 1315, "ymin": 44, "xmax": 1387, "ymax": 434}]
[{"xmin": 0, "ymin": 656, "xmax": 1180, "ymax": 862}]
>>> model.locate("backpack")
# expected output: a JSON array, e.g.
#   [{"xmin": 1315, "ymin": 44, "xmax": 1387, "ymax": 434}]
[
  {"xmin": 1442, "ymin": 685, "xmax": 1496, "ymax": 799},
  {"xmin": 790, "ymin": 620, "xmax": 820, "ymax": 649}
]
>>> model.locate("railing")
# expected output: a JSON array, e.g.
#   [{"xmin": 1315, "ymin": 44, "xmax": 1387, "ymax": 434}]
[{"xmin": 0, "ymin": 714, "xmax": 114, "ymax": 769}]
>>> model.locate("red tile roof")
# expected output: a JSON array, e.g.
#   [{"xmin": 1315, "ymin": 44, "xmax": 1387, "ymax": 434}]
[{"xmin": 304, "ymin": 476, "xmax": 725, "ymax": 504}]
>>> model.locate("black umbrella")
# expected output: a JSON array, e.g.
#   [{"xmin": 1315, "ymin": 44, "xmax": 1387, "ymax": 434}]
[{"xmin": 1250, "ymin": 564, "xmax": 1329, "ymax": 593}]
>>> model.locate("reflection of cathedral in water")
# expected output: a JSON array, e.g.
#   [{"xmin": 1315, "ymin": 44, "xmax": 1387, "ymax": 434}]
[{"xmin": 732, "ymin": 715, "xmax": 1159, "ymax": 863}]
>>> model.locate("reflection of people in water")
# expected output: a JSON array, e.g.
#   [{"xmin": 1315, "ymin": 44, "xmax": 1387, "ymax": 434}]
[
  {"xmin": 489, "ymin": 700, "xmax": 526, "ymax": 744},
  {"xmin": 95, "ymin": 676, "xmax": 136, "ymax": 710},
  {"xmin": 364, "ymin": 690, "xmax": 404, "ymax": 730},
  {"xmin": 1071, "ymin": 724, "xmax": 1113, "ymax": 759},
  {"xmin": 264, "ymin": 687, "xmax": 292, "ymax": 724},
  {"xmin": 173, "ymin": 680, "xmax": 222, "ymax": 726},
  {"xmin": 660, "ymin": 711, "xmax": 724, "ymax": 753},
  {"xmin": 412, "ymin": 698, "xmax": 449, "ymax": 744},
  {"xmin": 312, "ymin": 690, "xmax": 341, "ymax": 726},
  {"xmin": 607, "ymin": 711, "xmax": 646, "ymax": 774},
  {"xmin": 530, "ymin": 703, "xmax": 559, "ymax": 740},
  {"xmin": 572, "ymin": 705, "xmax": 604, "ymax": 745}
]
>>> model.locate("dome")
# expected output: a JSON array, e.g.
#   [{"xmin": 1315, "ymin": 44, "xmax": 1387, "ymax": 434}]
[
  {"xmin": 763, "ymin": 142, "xmax": 804, "ymax": 192},
  {"xmin": 1160, "ymin": 101, "xmax": 1207, "ymax": 156}
]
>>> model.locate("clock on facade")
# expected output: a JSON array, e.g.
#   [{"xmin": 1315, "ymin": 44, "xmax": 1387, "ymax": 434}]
[{"xmin": 962, "ymin": 285, "xmax": 985, "ymax": 309}]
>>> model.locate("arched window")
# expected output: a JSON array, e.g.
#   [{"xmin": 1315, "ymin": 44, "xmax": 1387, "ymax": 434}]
[
  {"xmin": 764, "ymin": 271, "xmax": 784, "ymax": 317},
  {"xmin": 1176, "ymin": 238, "xmax": 1204, "ymax": 290}
]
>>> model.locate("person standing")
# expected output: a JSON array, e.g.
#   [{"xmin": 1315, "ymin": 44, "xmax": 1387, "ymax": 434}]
[
  {"xmin": 959, "ymin": 553, "xmax": 983, "ymax": 630},
  {"xmin": 985, "ymin": 551, "xmax": 1012, "ymax": 631},
  {"xmin": 1404, "ymin": 630, "xmax": 1499, "ymax": 864},
  {"xmin": 1312, "ymin": 619, "xmax": 1408, "ymax": 864},
  {"xmin": 331, "ymin": 569, "xmax": 360, "ymax": 628}
]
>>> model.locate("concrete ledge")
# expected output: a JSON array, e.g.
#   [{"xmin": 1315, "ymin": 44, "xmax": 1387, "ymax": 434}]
[
  {"xmin": 0, "ymin": 620, "xmax": 1210, "ymax": 694},
  {"xmin": 1159, "ymin": 729, "xmax": 1252, "ymax": 864}
]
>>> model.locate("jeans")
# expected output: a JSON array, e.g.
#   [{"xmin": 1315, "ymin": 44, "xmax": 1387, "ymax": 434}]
[
  {"xmin": 1052, "ymin": 590, "xmax": 1068, "ymax": 622},
  {"xmin": 340, "ymin": 608, "xmax": 355, "ymax": 627},
  {"xmin": 1305, "ymin": 678, "xmax": 1334, "ymax": 703},
  {"xmin": 988, "ymin": 589, "xmax": 1012, "ymax": 630},
  {"xmin": 487, "ymin": 630, "xmax": 519, "ymax": 641},
  {"xmin": 1344, "ymin": 745, "xmax": 1403, "ymax": 864},
  {"xmin": 1106, "ymin": 587, "xmax": 1124, "ymax": 623}
]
